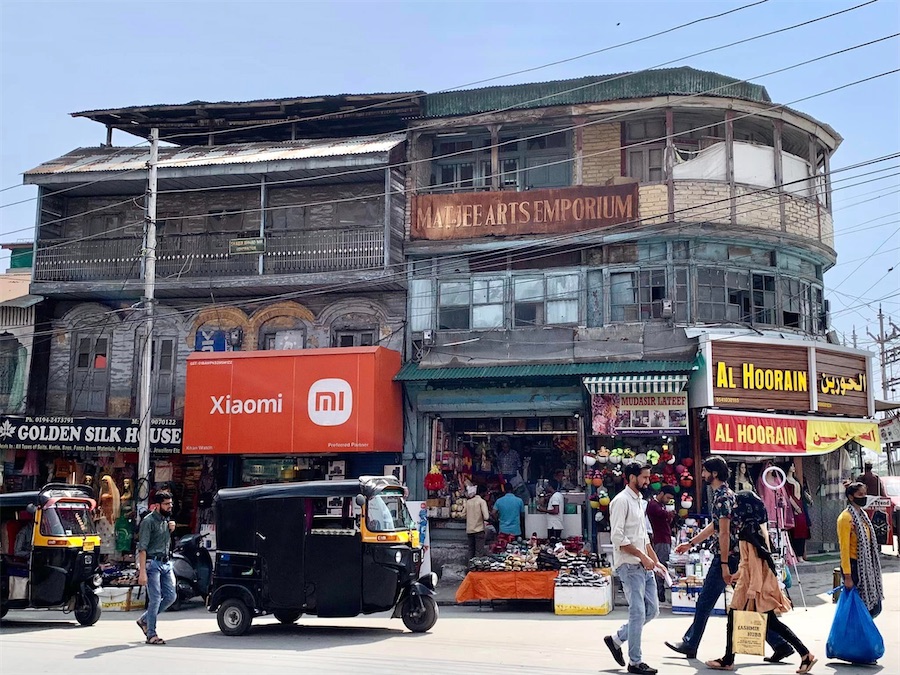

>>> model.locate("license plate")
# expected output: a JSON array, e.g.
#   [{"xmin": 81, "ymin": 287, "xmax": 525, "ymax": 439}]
[{"xmin": 83, "ymin": 542, "xmax": 95, "ymax": 551}]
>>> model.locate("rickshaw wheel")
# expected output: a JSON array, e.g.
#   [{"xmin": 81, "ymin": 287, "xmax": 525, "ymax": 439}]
[
  {"xmin": 273, "ymin": 610, "xmax": 302, "ymax": 624},
  {"xmin": 217, "ymin": 598, "xmax": 252, "ymax": 636},
  {"xmin": 401, "ymin": 596, "xmax": 438, "ymax": 633},
  {"xmin": 75, "ymin": 594, "xmax": 101, "ymax": 626},
  {"xmin": 1, "ymin": 602, "xmax": 8, "ymax": 619}
]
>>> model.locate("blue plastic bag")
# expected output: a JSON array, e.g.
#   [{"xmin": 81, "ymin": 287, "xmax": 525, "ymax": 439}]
[{"xmin": 826, "ymin": 586, "xmax": 885, "ymax": 664}]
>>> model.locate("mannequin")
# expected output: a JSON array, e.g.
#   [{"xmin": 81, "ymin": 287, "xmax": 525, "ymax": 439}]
[
  {"xmin": 733, "ymin": 462, "xmax": 754, "ymax": 493},
  {"xmin": 785, "ymin": 463, "xmax": 810, "ymax": 560},
  {"xmin": 96, "ymin": 476, "xmax": 121, "ymax": 557}
]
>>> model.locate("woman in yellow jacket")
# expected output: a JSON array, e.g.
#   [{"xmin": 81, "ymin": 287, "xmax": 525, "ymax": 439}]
[
  {"xmin": 707, "ymin": 491, "xmax": 816, "ymax": 673},
  {"xmin": 837, "ymin": 481, "xmax": 884, "ymax": 617}
]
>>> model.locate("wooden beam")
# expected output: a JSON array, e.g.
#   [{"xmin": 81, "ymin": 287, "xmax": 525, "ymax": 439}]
[
  {"xmin": 490, "ymin": 125, "xmax": 500, "ymax": 191},
  {"xmin": 809, "ymin": 135, "xmax": 822, "ymax": 240},
  {"xmin": 574, "ymin": 117, "xmax": 584, "ymax": 186},
  {"xmin": 773, "ymin": 119, "xmax": 786, "ymax": 232},
  {"xmin": 823, "ymin": 149, "xmax": 832, "ymax": 212},
  {"xmin": 666, "ymin": 108, "xmax": 675, "ymax": 223},
  {"xmin": 725, "ymin": 110, "xmax": 736, "ymax": 226}
]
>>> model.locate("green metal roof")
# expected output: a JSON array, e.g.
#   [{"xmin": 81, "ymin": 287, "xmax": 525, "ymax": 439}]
[
  {"xmin": 395, "ymin": 360, "xmax": 696, "ymax": 382},
  {"xmin": 421, "ymin": 67, "xmax": 771, "ymax": 118}
]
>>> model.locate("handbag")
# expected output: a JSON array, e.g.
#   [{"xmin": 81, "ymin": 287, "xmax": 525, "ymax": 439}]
[
  {"xmin": 826, "ymin": 586, "xmax": 885, "ymax": 663},
  {"xmin": 731, "ymin": 601, "xmax": 768, "ymax": 656}
]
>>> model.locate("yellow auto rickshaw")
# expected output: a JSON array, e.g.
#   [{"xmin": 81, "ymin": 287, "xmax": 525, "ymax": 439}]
[{"xmin": 0, "ymin": 484, "xmax": 103, "ymax": 624}]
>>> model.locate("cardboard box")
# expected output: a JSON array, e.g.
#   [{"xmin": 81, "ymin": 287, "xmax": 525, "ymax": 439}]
[
  {"xmin": 555, "ymin": 582, "xmax": 613, "ymax": 615},
  {"xmin": 98, "ymin": 586, "xmax": 146, "ymax": 612},
  {"xmin": 671, "ymin": 582, "xmax": 733, "ymax": 615}
]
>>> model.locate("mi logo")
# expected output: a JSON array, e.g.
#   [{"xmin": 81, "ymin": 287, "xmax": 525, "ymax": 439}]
[{"xmin": 308, "ymin": 378, "xmax": 353, "ymax": 426}]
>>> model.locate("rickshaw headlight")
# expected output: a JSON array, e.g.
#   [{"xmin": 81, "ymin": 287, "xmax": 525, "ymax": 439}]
[
  {"xmin": 395, "ymin": 551, "xmax": 403, "ymax": 564},
  {"xmin": 92, "ymin": 574, "xmax": 103, "ymax": 588}
]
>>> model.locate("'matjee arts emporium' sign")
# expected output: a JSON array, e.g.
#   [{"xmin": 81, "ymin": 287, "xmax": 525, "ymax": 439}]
[{"xmin": 411, "ymin": 184, "xmax": 639, "ymax": 240}]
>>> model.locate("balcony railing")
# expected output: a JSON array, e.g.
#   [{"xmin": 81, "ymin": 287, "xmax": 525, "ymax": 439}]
[{"xmin": 34, "ymin": 228, "xmax": 386, "ymax": 283}]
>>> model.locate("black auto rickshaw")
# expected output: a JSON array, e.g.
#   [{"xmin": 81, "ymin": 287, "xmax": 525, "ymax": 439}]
[
  {"xmin": 208, "ymin": 475, "xmax": 437, "ymax": 635},
  {"xmin": 0, "ymin": 484, "xmax": 103, "ymax": 624}
]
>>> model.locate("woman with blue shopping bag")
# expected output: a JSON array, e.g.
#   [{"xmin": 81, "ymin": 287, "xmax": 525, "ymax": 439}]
[{"xmin": 828, "ymin": 482, "xmax": 885, "ymax": 665}]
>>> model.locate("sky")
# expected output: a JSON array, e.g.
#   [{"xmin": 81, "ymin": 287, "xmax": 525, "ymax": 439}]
[{"xmin": 0, "ymin": 0, "xmax": 898, "ymax": 391}]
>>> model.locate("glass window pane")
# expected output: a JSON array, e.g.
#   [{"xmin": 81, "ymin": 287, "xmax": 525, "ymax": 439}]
[
  {"xmin": 649, "ymin": 148, "xmax": 664, "ymax": 167},
  {"xmin": 410, "ymin": 279, "xmax": 434, "ymax": 332},
  {"xmin": 547, "ymin": 274, "xmax": 578, "ymax": 298},
  {"xmin": 547, "ymin": 299, "xmax": 578, "ymax": 324},
  {"xmin": 439, "ymin": 307, "xmax": 469, "ymax": 330},
  {"xmin": 628, "ymin": 151, "xmax": 645, "ymax": 180},
  {"xmin": 439, "ymin": 281, "xmax": 470, "ymax": 306},
  {"xmin": 514, "ymin": 277, "xmax": 543, "ymax": 302},
  {"xmin": 473, "ymin": 304, "xmax": 504, "ymax": 328}
]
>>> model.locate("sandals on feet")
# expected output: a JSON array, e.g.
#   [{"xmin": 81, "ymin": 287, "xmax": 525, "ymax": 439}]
[
  {"xmin": 146, "ymin": 635, "xmax": 166, "ymax": 645},
  {"xmin": 705, "ymin": 659, "xmax": 735, "ymax": 671},
  {"xmin": 136, "ymin": 619, "xmax": 148, "ymax": 637},
  {"xmin": 797, "ymin": 655, "xmax": 817, "ymax": 674}
]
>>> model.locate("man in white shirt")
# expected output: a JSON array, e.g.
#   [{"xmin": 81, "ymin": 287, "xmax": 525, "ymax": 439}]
[
  {"xmin": 538, "ymin": 481, "xmax": 565, "ymax": 541},
  {"xmin": 603, "ymin": 462, "xmax": 663, "ymax": 675}
]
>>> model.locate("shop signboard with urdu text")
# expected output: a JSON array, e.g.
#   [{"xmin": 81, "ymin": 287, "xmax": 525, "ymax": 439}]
[
  {"xmin": 690, "ymin": 336, "xmax": 874, "ymax": 418},
  {"xmin": 591, "ymin": 393, "xmax": 688, "ymax": 436},
  {"xmin": 182, "ymin": 347, "xmax": 403, "ymax": 455},
  {"xmin": 707, "ymin": 411, "xmax": 879, "ymax": 455},
  {"xmin": 0, "ymin": 415, "xmax": 182, "ymax": 454}
]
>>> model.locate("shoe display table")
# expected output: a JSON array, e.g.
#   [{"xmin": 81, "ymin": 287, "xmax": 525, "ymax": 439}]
[{"xmin": 455, "ymin": 570, "xmax": 558, "ymax": 603}]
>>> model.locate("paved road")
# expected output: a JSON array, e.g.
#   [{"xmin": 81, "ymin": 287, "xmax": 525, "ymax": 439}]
[{"xmin": 1, "ymin": 556, "xmax": 896, "ymax": 675}]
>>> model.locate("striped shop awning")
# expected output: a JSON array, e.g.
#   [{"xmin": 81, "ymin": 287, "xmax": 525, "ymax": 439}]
[{"xmin": 582, "ymin": 374, "xmax": 690, "ymax": 396}]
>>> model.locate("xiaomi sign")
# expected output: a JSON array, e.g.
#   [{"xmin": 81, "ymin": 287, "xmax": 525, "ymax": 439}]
[{"xmin": 182, "ymin": 347, "xmax": 402, "ymax": 455}]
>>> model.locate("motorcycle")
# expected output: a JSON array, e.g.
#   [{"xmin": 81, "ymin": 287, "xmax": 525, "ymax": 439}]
[{"xmin": 169, "ymin": 532, "xmax": 212, "ymax": 611}]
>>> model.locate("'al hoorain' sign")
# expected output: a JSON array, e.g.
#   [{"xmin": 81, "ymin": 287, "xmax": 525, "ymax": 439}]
[
  {"xmin": 0, "ymin": 416, "xmax": 182, "ymax": 454},
  {"xmin": 411, "ymin": 184, "xmax": 639, "ymax": 240}
]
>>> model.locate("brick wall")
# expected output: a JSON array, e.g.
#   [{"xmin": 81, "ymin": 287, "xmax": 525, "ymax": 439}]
[
  {"xmin": 672, "ymin": 181, "xmax": 832, "ymax": 248},
  {"xmin": 581, "ymin": 123, "xmax": 621, "ymax": 185},
  {"xmin": 638, "ymin": 184, "xmax": 668, "ymax": 225}
]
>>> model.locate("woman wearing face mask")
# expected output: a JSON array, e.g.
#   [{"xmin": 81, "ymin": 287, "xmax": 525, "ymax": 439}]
[{"xmin": 837, "ymin": 482, "xmax": 884, "ymax": 618}]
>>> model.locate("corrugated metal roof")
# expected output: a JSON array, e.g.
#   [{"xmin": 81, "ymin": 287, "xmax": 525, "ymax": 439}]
[
  {"xmin": 395, "ymin": 360, "xmax": 696, "ymax": 381},
  {"xmin": 421, "ymin": 67, "xmax": 770, "ymax": 118},
  {"xmin": 25, "ymin": 134, "xmax": 405, "ymax": 176}
]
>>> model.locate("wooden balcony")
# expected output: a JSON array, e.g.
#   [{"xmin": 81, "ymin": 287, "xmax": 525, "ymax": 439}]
[{"xmin": 34, "ymin": 228, "xmax": 387, "ymax": 283}]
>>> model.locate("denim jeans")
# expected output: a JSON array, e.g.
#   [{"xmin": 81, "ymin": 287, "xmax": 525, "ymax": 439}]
[
  {"xmin": 615, "ymin": 562, "xmax": 660, "ymax": 665},
  {"xmin": 139, "ymin": 559, "xmax": 177, "ymax": 638},
  {"xmin": 652, "ymin": 542, "xmax": 671, "ymax": 600},
  {"xmin": 682, "ymin": 554, "xmax": 788, "ymax": 652}
]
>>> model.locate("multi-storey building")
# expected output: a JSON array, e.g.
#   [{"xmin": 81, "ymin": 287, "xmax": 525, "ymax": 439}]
[
  {"xmin": 6, "ymin": 68, "xmax": 878, "ymax": 560},
  {"xmin": 396, "ymin": 68, "xmax": 877, "ymax": 562}
]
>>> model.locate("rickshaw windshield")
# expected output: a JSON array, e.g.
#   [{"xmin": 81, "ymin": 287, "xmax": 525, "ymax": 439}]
[
  {"xmin": 366, "ymin": 492, "xmax": 414, "ymax": 532},
  {"xmin": 40, "ymin": 503, "xmax": 96, "ymax": 537}
]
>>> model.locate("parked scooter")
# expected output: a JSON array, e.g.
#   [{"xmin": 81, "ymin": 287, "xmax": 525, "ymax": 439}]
[{"xmin": 169, "ymin": 532, "xmax": 212, "ymax": 611}]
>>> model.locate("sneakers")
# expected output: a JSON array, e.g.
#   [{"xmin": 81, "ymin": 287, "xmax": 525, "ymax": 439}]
[
  {"xmin": 604, "ymin": 635, "xmax": 625, "ymax": 667},
  {"xmin": 664, "ymin": 640, "xmax": 697, "ymax": 659},
  {"xmin": 764, "ymin": 645, "xmax": 796, "ymax": 663},
  {"xmin": 627, "ymin": 664, "xmax": 658, "ymax": 674}
]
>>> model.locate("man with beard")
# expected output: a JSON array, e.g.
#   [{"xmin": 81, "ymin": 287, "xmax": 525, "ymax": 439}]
[
  {"xmin": 136, "ymin": 491, "xmax": 177, "ymax": 644},
  {"xmin": 665, "ymin": 457, "xmax": 793, "ymax": 663}
]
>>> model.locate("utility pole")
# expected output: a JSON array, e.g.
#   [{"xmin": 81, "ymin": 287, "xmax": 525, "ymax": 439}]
[
  {"xmin": 137, "ymin": 128, "xmax": 159, "ymax": 513},
  {"xmin": 852, "ymin": 325, "xmax": 857, "ymax": 349},
  {"xmin": 867, "ymin": 305, "xmax": 900, "ymax": 400}
]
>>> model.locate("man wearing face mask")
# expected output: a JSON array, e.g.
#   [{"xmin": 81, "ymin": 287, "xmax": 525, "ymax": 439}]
[
  {"xmin": 136, "ymin": 491, "xmax": 177, "ymax": 645},
  {"xmin": 646, "ymin": 486, "xmax": 676, "ymax": 603}
]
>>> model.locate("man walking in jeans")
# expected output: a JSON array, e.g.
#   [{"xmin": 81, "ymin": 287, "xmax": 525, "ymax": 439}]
[
  {"xmin": 136, "ymin": 491, "xmax": 177, "ymax": 645},
  {"xmin": 604, "ymin": 462, "xmax": 664, "ymax": 675},
  {"xmin": 665, "ymin": 456, "xmax": 794, "ymax": 663}
]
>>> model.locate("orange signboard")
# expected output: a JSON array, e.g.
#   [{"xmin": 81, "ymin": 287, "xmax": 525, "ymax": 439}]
[
  {"xmin": 708, "ymin": 411, "xmax": 880, "ymax": 456},
  {"xmin": 182, "ymin": 347, "xmax": 402, "ymax": 455}
]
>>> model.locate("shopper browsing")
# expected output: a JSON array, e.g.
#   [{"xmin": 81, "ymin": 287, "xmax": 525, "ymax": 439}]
[
  {"xmin": 665, "ymin": 456, "xmax": 793, "ymax": 663},
  {"xmin": 464, "ymin": 485, "xmax": 490, "ymax": 559},
  {"xmin": 646, "ymin": 485, "xmax": 675, "ymax": 603},
  {"xmin": 837, "ymin": 481, "xmax": 884, "ymax": 618},
  {"xmin": 603, "ymin": 461, "xmax": 664, "ymax": 675},
  {"xmin": 491, "ymin": 489, "xmax": 525, "ymax": 552}
]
